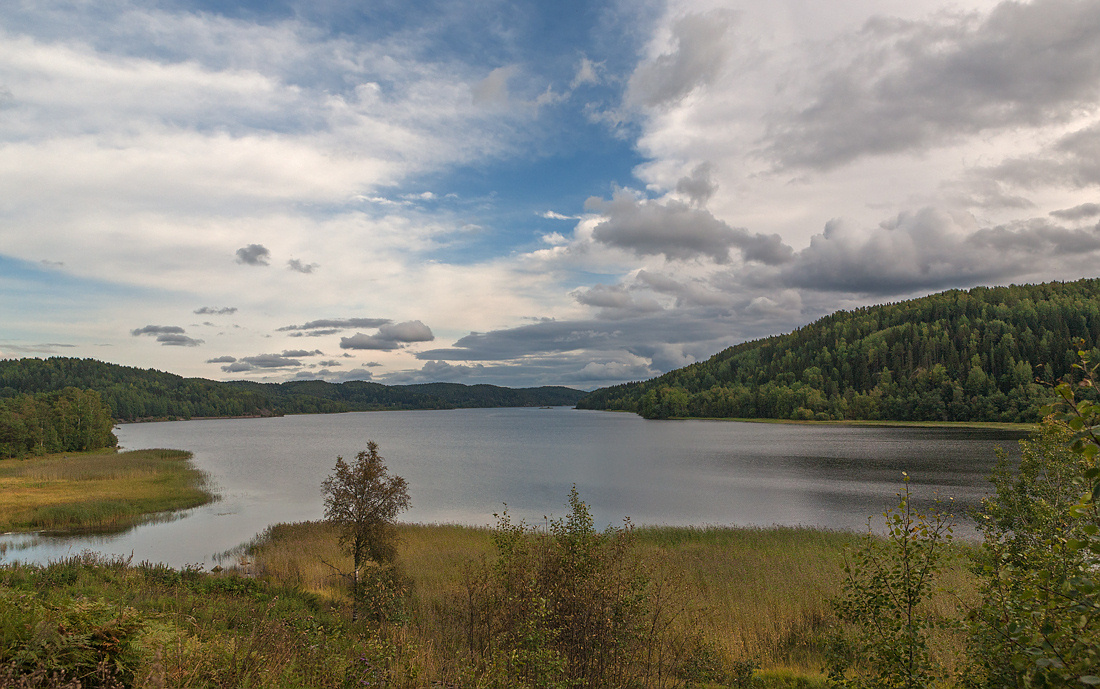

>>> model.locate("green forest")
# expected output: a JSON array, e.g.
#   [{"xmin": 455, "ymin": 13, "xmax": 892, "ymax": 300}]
[
  {"xmin": 0, "ymin": 387, "xmax": 118, "ymax": 458},
  {"xmin": 0, "ymin": 358, "xmax": 585, "ymax": 423},
  {"xmin": 578, "ymin": 278, "xmax": 1100, "ymax": 422}
]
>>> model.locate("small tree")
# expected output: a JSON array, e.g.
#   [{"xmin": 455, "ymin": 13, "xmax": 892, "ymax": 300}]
[
  {"xmin": 828, "ymin": 476, "xmax": 955, "ymax": 689},
  {"xmin": 321, "ymin": 441, "xmax": 410, "ymax": 613}
]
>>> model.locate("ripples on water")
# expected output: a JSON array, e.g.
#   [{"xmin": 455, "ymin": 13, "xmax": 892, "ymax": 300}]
[{"xmin": 1, "ymin": 408, "xmax": 1027, "ymax": 567}]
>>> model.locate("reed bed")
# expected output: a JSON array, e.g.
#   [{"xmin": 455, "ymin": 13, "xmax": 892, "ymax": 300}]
[
  {"xmin": 242, "ymin": 520, "xmax": 978, "ymax": 680},
  {"xmin": 0, "ymin": 448, "xmax": 214, "ymax": 533}
]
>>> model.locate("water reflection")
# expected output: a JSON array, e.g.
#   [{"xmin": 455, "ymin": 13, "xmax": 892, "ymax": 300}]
[{"xmin": 1, "ymin": 408, "xmax": 1026, "ymax": 567}]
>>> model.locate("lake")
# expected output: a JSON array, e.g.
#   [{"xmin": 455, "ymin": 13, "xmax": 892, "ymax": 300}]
[{"xmin": 0, "ymin": 407, "xmax": 1027, "ymax": 568}]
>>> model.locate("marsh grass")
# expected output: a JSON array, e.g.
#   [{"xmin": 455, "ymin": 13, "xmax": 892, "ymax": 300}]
[
  {"xmin": 0, "ymin": 522, "xmax": 981, "ymax": 687},
  {"xmin": 0, "ymin": 448, "xmax": 214, "ymax": 533},
  {"xmin": 240, "ymin": 520, "xmax": 979, "ymax": 683}
]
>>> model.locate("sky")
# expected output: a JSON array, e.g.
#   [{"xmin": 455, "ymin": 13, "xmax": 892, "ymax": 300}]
[{"xmin": 2, "ymin": 0, "xmax": 1100, "ymax": 390}]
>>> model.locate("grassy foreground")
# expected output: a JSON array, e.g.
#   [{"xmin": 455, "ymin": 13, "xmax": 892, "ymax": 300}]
[
  {"xmin": 0, "ymin": 448, "xmax": 214, "ymax": 533},
  {"xmin": 0, "ymin": 521, "xmax": 980, "ymax": 687},
  {"xmin": 237, "ymin": 521, "xmax": 976, "ymax": 685}
]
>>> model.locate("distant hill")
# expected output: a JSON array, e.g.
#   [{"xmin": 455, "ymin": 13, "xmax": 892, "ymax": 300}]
[
  {"xmin": 0, "ymin": 358, "xmax": 585, "ymax": 422},
  {"xmin": 577, "ymin": 279, "xmax": 1100, "ymax": 423}
]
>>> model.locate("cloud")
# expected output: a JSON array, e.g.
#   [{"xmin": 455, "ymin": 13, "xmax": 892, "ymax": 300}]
[
  {"xmin": 194, "ymin": 306, "xmax": 237, "ymax": 315},
  {"xmin": 627, "ymin": 10, "xmax": 735, "ymax": 108},
  {"xmin": 472, "ymin": 66, "xmax": 518, "ymax": 107},
  {"xmin": 1051, "ymin": 203, "xmax": 1100, "ymax": 221},
  {"xmin": 980, "ymin": 122, "xmax": 1100, "ymax": 191},
  {"xmin": 571, "ymin": 57, "xmax": 600, "ymax": 89},
  {"xmin": 287, "ymin": 258, "xmax": 318, "ymax": 273},
  {"xmin": 674, "ymin": 162, "xmax": 717, "ymax": 206},
  {"xmin": 235, "ymin": 244, "xmax": 270, "ymax": 266},
  {"xmin": 586, "ymin": 189, "xmax": 793, "ymax": 265},
  {"xmin": 131, "ymin": 325, "xmax": 185, "ymax": 336},
  {"xmin": 220, "ymin": 353, "xmax": 304, "ymax": 372},
  {"xmin": 540, "ymin": 210, "xmax": 578, "ymax": 220},
  {"xmin": 205, "ymin": 355, "xmax": 237, "ymax": 363},
  {"xmin": 767, "ymin": 0, "xmax": 1100, "ymax": 170},
  {"xmin": 781, "ymin": 207, "xmax": 1100, "ymax": 294},
  {"xmin": 340, "ymin": 320, "xmax": 435, "ymax": 350},
  {"xmin": 281, "ymin": 349, "xmax": 322, "ymax": 357},
  {"xmin": 155, "ymin": 333, "xmax": 205, "ymax": 347},
  {"xmin": 571, "ymin": 283, "xmax": 663, "ymax": 316},
  {"xmin": 278, "ymin": 318, "xmax": 391, "ymax": 332}
]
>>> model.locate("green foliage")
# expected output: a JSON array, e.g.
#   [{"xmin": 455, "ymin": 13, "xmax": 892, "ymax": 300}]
[
  {"xmin": 961, "ymin": 347, "xmax": 1100, "ymax": 688},
  {"xmin": 463, "ymin": 487, "xmax": 723, "ymax": 688},
  {"xmin": 0, "ymin": 387, "xmax": 117, "ymax": 458},
  {"xmin": 321, "ymin": 441, "xmax": 411, "ymax": 618},
  {"xmin": 827, "ymin": 478, "xmax": 955, "ymax": 689},
  {"xmin": 579, "ymin": 278, "xmax": 1100, "ymax": 422},
  {"xmin": 0, "ymin": 357, "xmax": 586, "ymax": 423}
]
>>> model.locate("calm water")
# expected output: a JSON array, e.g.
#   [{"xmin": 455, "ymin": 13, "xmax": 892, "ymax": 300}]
[{"xmin": 0, "ymin": 408, "xmax": 1026, "ymax": 567}]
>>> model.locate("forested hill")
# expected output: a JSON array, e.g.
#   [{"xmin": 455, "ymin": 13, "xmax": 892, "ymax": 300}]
[
  {"xmin": 577, "ymin": 279, "xmax": 1100, "ymax": 423},
  {"xmin": 0, "ymin": 358, "xmax": 585, "ymax": 422}
]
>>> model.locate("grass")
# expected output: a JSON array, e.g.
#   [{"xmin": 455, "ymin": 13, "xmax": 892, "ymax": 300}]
[
  {"xmin": 238, "ymin": 521, "xmax": 979, "ymax": 685},
  {"xmin": 0, "ymin": 448, "xmax": 214, "ymax": 533},
  {"xmin": 0, "ymin": 520, "xmax": 982, "ymax": 687}
]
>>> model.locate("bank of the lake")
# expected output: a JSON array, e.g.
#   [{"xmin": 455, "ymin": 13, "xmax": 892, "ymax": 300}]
[
  {"xmin": 4, "ymin": 521, "xmax": 973, "ymax": 687},
  {"xmin": 0, "ymin": 448, "xmax": 214, "ymax": 534},
  {"xmin": 665, "ymin": 415, "xmax": 1036, "ymax": 431}
]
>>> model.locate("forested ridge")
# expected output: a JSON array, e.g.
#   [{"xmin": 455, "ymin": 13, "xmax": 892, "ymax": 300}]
[
  {"xmin": 577, "ymin": 278, "xmax": 1100, "ymax": 422},
  {"xmin": 0, "ymin": 387, "xmax": 118, "ymax": 458},
  {"xmin": 0, "ymin": 358, "xmax": 585, "ymax": 422}
]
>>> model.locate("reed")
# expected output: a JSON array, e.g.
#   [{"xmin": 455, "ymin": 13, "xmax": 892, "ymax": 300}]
[
  {"xmin": 0, "ymin": 448, "xmax": 214, "ymax": 533},
  {"xmin": 243, "ymin": 520, "xmax": 979, "ymax": 681}
]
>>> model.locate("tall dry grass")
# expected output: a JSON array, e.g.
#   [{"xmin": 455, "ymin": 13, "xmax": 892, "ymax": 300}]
[
  {"xmin": 0, "ymin": 448, "xmax": 214, "ymax": 532},
  {"xmin": 243, "ymin": 520, "xmax": 983, "ymax": 680}
]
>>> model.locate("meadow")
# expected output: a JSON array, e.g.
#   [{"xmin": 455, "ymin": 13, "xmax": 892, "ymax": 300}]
[{"xmin": 0, "ymin": 448, "xmax": 214, "ymax": 533}]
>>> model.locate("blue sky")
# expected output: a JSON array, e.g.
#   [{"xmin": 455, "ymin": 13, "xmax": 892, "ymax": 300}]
[{"xmin": 3, "ymin": 0, "xmax": 1100, "ymax": 388}]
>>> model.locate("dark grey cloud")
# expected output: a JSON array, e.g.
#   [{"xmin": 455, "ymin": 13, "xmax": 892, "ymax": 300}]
[
  {"xmin": 318, "ymin": 360, "xmax": 342, "ymax": 367},
  {"xmin": 1051, "ymin": 203, "xmax": 1100, "ymax": 221},
  {"xmin": 281, "ymin": 349, "xmax": 322, "ymax": 357},
  {"xmin": 627, "ymin": 10, "xmax": 734, "ymax": 108},
  {"xmin": 415, "ymin": 312, "xmax": 737, "ymax": 363},
  {"xmin": 131, "ymin": 325, "xmax": 185, "ymax": 336},
  {"xmin": 287, "ymin": 258, "xmax": 318, "ymax": 274},
  {"xmin": 780, "ymin": 207, "xmax": 1100, "ymax": 294},
  {"xmin": 634, "ymin": 270, "xmax": 738, "ymax": 308},
  {"xmin": 983, "ymin": 122, "xmax": 1100, "ymax": 190},
  {"xmin": 194, "ymin": 306, "xmax": 237, "ymax": 315},
  {"xmin": 235, "ymin": 244, "xmax": 271, "ymax": 266},
  {"xmin": 131, "ymin": 325, "xmax": 203, "ymax": 347},
  {"xmin": 220, "ymin": 353, "xmax": 304, "ymax": 372},
  {"xmin": 277, "ymin": 317, "xmax": 391, "ymax": 332},
  {"xmin": 0, "ymin": 342, "xmax": 76, "ymax": 355},
  {"xmin": 287, "ymin": 329, "xmax": 339, "ymax": 337},
  {"xmin": 340, "ymin": 320, "xmax": 435, "ymax": 351},
  {"xmin": 206, "ymin": 355, "xmax": 237, "ymax": 363},
  {"xmin": 675, "ymin": 162, "xmax": 718, "ymax": 206},
  {"xmin": 571, "ymin": 284, "xmax": 663, "ymax": 316},
  {"xmin": 586, "ymin": 190, "xmax": 793, "ymax": 265},
  {"xmin": 154, "ymin": 333, "xmax": 204, "ymax": 347},
  {"xmin": 292, "ymin": 368, "xmax": 373, "ymax": 383},
  {"xmin": 768, "ymin": 0, "xmax": 1100, "ymax": 170}
]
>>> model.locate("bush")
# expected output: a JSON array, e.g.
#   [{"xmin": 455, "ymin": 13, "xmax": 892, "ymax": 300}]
[{"xmin": 463, "ymin": 487, "xmax": 698, "ymax": 688}]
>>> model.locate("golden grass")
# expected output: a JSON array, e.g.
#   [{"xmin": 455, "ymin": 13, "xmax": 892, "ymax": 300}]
[
  {"xmin": 0, "ymin": 448, "xmax": 214, "ymax": 533},
  {"xmin": 241, "ymin": 520, "xmax": 978, "ymax": 682}
]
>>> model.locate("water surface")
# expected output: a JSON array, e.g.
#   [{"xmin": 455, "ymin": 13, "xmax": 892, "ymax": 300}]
[{"xmin": 1, "ymin": 408, "xmax": 1025, "ymax": 567}]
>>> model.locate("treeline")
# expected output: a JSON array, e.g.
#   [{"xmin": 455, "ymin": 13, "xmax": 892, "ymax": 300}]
[
  {"xmin": 0, "ymin": 357, "xmax": 586, "ymax": 423},
  {"xmin": 0, "ymin": 387, "xmax": 117, "ymax": 458},
  {"xmin": 578, "ymin": 278, "xmax": 1100, "ymax": 422}
]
